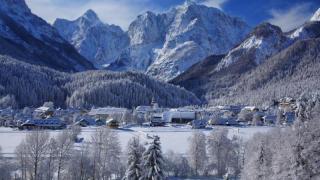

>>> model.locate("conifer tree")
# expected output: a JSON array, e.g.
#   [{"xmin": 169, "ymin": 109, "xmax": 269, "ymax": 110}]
[
  {"xmin": 123, "ymin": 137, "xmax": 145, "ymax": 180},
  {"xmin": 140, "ymin": 136, "xmax": 165, "ymax": 180}
]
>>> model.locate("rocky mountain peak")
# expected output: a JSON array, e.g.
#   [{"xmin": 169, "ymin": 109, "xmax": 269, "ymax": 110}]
[
  {"xmin": 128, "ymin": 10, "xmax": 164, "ymax": 46},
  {"xmin": 82, "ymin": 9, "xmax": 100, "ymax": 22},
  {"xmin": 183, "ymin": 0, "xmax": 197, "ymax": 7},
  {"xmin": 107, "ymin": 2, "xmax": 250, "ymax": 80},
  {"xmin": 54, "ymin": 9, "xmax": 129, "ymax": 69},
  {"xmin": 251, "ymin": 23, "xmax": 283, "ymax": 38}
]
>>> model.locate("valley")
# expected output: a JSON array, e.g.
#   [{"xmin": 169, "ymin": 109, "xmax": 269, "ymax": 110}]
[{"xmin": 0, "ymin": 0, "xmax": 319, "ymax": 179}]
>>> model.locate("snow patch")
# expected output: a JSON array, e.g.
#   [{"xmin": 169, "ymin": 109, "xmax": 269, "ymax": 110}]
[{"xmin": 310, "ymin": 8, "xmax": 320, "ymax": 21}]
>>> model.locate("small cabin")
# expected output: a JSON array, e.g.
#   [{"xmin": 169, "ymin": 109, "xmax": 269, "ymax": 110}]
[
  {"xmin": 34, "ymin": 106, "xmax": 55, "ymax": 119},
  {"xmin": 106, "ymin": 119, "xmax": 119, "ymax": 128},
  {"xmin": 278, "ymin": 97, "xmax": 296, "ymax": 112}
]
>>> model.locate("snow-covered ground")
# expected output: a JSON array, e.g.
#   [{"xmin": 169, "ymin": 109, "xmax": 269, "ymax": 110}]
[{"xmin": 0, "ymin": 125, "xmax": 274, "ymax": 157}]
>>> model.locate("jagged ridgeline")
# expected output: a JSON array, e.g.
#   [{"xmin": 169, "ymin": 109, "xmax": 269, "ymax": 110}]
[{"xmin": 0, "ymin": 55, "xmax": 200, "ymax": 108}]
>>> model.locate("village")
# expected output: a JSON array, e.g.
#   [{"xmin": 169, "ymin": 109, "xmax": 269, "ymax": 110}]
[
  {"xmin": 0, "ymin": 97, "xmax": 297, "ymax": 131},
  {"xmin": 0, "ymin": 96, "xmax": 311, "ymax": 180}
]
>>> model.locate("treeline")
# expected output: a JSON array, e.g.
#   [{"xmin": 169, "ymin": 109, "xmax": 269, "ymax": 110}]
[{"xmin": 0, "ymin": 55, "xmax": 200, "ymax": 109}]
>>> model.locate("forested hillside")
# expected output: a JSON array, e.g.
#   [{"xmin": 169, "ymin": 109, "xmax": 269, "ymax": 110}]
[
  {"xmin": 0, "ymin": 55, "xmax": 200, "ymax": 108},
  {"xmin": 172, "ymin": 37, "xmax": 320, "ymax": 106},
  {"xmin": 218, "ymin": 38, "xmax": 320, "ymax": 105},
  {"xmin": 172, "ymin": 16, "xmax": 320, "ymax": 106}
]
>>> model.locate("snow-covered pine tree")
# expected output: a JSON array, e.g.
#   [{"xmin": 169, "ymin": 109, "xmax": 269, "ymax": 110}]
[
  {"xmin": 123, "ymin": 137, "xmax": 145, "ymax": 180},
  {"xmin": 140, "ymin": 136, "xmax": 165, "ymax": 180}
]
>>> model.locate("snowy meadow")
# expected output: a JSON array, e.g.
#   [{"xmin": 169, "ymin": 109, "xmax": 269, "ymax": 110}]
[{"xmin": 0, "ymin": 126, "xmax": 273, "ymax": 157}]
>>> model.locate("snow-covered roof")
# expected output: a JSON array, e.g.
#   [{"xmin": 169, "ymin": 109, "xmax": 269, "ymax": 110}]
[
  {"xmin": 163, "ymin": 110, "xmax": 195, "ymax": 121},
  {"xmin": 243, "ymin": 106, "xmax": 258, "ymax": 111},
  {"xmin": 135, "ymin": 106, "xmax": 153, "ymax": 112},
  {"xmin": 22, "ymin": 118, "xmax": 63, "ymax": 127},
  {"xmin": 89, "ymin": 107, "xmax": 128, "ymax": 115},
  {"xmin": 169, "ymin": 108, "xmax": 195, "ymax": 112},
  {"xmin": 35, "ymin": 106, "xmax": 53, "ymax": 112}
]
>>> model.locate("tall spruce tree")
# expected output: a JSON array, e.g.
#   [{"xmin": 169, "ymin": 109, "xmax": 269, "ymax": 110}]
[
  {"xmin": 140, "ymin": 136, "xmax": 165, "ymax": 180},
  {"xmin": 123, "ymin": 137, "xmax": 145, "ymax": 180}
]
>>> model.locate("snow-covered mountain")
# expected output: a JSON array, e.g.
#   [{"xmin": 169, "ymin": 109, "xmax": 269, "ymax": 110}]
[
  {"xmin": 109, "ymin": 11, "xmax": 167, "ymax": 71},
  {"xmin": 0, "ymin": 0, "xmax": 94, "ymax": 71},
  {"xmin": 216, "ymin": 23, "xmax": 290, "ymax": 71},
  {"xmin": 171, "ymin": 8, "xmax": 320, "ymax": 105},
  {"xmin": 288, "ymin": 8, "xmax": 320, "ymax": 40},
  {"xmin": 107, "ymin": 1, "xmax": 250, "ymax": 81},
  {"xmin": 53, "ymin": 2, "xmax": 249, "ymax": 80},
  {"xmin": 54, "ymin": 10, "xmax": 129, "ymax": 68},
  {"xmin": 208, "ymin": 10, "xmax": 320, "ymax": 73},
  {"xmin": 146, "ymin": 2, "xmax": 250, "ymax": 80}
]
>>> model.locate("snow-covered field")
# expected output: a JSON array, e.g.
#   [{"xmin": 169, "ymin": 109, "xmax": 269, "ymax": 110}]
[{"xmin": 0, "ymin": 125, "xmax": 274, "ymax": 157}]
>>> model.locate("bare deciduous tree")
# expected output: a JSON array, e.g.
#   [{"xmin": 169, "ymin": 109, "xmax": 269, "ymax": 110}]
[
  {"xmin": 16, "ymin": 130, "xmax": 50, "ymax": 180},
  {"xmin": 188, "ymin": 131, "xmax": 207, "ymax": 176}
]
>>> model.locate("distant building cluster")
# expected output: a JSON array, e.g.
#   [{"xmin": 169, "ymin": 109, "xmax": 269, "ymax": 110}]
[{"xmin": 0, "ymin": 97, "xmax": 298, "ymax": 130}]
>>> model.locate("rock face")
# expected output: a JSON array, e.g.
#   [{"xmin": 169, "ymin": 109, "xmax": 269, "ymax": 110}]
[
  {"xmin": 54, "ymin": 10, "xmax": 129, "ymax": 68},
  {"xmin": 0, "ymin": 0, "xmax": 94, "ymax": 71},
  {"xmin": 145, "ymin": 2, "xmax": 250, "ymax": 81},
  {"xmin": 108, "ymin": 11, "xmax": 167, "ymax": 71},
  {"xmin": 53, "ymin": 2, "xmax": 249, "ymax": 80}
]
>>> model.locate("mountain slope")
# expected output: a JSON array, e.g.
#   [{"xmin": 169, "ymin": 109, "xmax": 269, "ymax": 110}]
[
  {"xmin": 216, "ymin": 23, "xmax": 290, "ymax": 70},
  {"xmin": 224, "ymin": 37, "xmax": 320, "ymax": 105},
  {"xmin": 171, "ymin": 23, "xmax": 289, "ymax": 100},
  {"xmin": 54, "ymin": 10, "xmax": 129, "ymax": 68},
  {"xmin": 172, "ymin": 18, "xmax": 320, "ymax": 104},
  {"xmin": 0, "ymin": 0, "xmax": 94, "ymax": 71},
  {"xmin": 0, "ymin": 55, "xmax": 200, "ymax": 108},
  {"xmin": 106, "ymin": 2, "xmax": 250, "ymax": 81}
]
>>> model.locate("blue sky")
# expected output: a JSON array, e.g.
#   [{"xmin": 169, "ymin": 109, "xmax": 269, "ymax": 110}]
[{"xmin": 26, "ymin": 0, "xmax": 320, "ymax": 31}]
